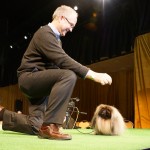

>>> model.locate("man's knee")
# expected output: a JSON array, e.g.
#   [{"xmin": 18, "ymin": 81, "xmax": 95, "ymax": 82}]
[{"xmin": 63, "ymin": 70, "xmax": 77, "ymax": 83}]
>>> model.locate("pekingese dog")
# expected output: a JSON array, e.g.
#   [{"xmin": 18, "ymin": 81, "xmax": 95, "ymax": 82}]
[{"xmin": 91, "ymin": 104, "xmax": 126, "ymax": 135}]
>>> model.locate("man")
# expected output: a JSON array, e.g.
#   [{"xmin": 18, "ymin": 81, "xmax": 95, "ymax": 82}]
[{"xmin": 0, "ymin": 5, "xmax": 112, "ymax": 140}]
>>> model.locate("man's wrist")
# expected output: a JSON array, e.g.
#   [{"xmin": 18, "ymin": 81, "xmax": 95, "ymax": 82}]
[{"xmin": 85, "ymin": 70, "xmax": 95, "ymax": 80}]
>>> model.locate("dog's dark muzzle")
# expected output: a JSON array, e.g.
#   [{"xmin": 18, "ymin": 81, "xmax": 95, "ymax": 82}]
[{"xmin": 98, "ymin": 108, "xmax": 111, "ymax": 119}]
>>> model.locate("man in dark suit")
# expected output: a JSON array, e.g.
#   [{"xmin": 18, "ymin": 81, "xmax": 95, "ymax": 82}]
[{"xmin": 0, "ymin": 5, "xmax": 112, "ymax": 140}]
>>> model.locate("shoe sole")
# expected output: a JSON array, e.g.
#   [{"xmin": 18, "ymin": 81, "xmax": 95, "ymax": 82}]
[{"xmin": 38, "ymin": 135, "xmax": 72, "ymax": 140}]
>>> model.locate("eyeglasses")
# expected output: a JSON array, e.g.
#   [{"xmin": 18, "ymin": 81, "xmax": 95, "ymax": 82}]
[{"xmin": 63, "ymin": 16, "xmax": 75, "ymax": 29}]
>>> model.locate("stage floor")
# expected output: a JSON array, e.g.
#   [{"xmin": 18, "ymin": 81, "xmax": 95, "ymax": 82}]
[{"xmin": 0, "ymin": 128, "xmax": 150, "ymax": 150}]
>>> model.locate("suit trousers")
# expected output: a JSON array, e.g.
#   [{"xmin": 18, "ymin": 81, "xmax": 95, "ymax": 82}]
[{"xmin": 2, "ymin": 69, "xmax": 77, "ymax": 135}]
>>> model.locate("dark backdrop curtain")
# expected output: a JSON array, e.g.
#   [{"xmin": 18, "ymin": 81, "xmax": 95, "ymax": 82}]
[
  {"xmin": 0, "ymin": 0, "xmax": 150, "ymax": 86},
  {"xmin": 62, "ymin": 0, "xmax": 150, "ymax": 65}
]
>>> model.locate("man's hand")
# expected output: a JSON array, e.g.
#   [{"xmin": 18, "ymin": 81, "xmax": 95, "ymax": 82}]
[{"xmin": 85, "ymin": 70, "xmax": 112, "ymax": 85}]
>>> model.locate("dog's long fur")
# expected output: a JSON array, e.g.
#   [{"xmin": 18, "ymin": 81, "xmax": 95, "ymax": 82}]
[{"xmin": 91, "ymin": 104, "xmax": 126, "ymax": 135}]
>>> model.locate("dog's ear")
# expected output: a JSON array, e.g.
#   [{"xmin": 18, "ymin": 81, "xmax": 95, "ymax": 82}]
[
  {"xmin": 91, "ymin": 115, "xmax": 96, "ymax": 128},
  {"xmin": 110, "ymin": 108, "xmax": 125, "ymax": 135},
  {"xmin": 91, "ymin": 105, "xmax": 100, "ymax": 128}
]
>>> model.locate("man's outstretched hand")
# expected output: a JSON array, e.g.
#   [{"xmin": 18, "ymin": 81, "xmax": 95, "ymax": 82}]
[{"xmin": 85, "ymin": 70, "xmax": 112, "ymax": 85}]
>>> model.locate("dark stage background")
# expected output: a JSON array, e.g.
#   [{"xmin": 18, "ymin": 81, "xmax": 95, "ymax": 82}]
[
  {"xmin": 0, "ymin": 0, "xmax": 150, "ymax": 86},
  {"xmin": 0, "ymin": 0, "xmax": 150, "ymax": 127}
]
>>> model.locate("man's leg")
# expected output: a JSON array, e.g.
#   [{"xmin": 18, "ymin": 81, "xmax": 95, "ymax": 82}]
[
  {"xmin": 18, "ymin": 69, "xmax": 77, "ymax": 126},
  {"xmin": 43, "ymin": 70, "xmax": 77, "ymax": 125},
  {"xmin": 1, "ymin": 69, "xmax": 77, "ymax": 139},
  {"xmin": 1, "ymin": 97, "xmax": 48, "ymax": 135},
  {"xmin": 2, "ymin": 109, "xmax": 34, "ymax": 134},
  {"xmin": 19, "ymin": 69, "xmax": 77, "ymax": 139}
]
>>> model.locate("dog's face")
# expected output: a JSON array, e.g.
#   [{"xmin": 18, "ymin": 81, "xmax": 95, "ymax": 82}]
[
  {"xmin": 91, "ymin": 104, "xmax": 113, "ymax": 128},
  {"xmin": 98, "ymin": 106, "xmax": 112, "ymax": 120}
]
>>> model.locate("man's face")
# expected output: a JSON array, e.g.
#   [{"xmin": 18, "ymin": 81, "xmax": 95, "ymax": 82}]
[{"xmin": 59, "ymin": 16, "xmax": 77, "ymax": 36}]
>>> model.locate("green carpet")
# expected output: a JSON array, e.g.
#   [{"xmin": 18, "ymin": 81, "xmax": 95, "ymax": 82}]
[{"xmin": 0, "ymin": 128, "xmax": 150, "ymax": 150}]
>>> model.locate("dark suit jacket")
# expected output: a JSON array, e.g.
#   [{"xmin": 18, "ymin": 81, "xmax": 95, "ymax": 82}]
[{"xmin": 17, "ymin": 25, "xmax": 89, "ymax": 78}]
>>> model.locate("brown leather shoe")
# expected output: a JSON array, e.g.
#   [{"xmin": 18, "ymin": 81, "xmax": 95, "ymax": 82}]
[{"xmin": 39, "ymin": 124, "xmax": 72, "ymax": 140}]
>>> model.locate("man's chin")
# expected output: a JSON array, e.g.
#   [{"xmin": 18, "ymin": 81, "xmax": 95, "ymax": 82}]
[
  {"xmin": 61, "ymin": 31, "xmax": 67, "ymax": 36},
  {"xmin": 61, "ymin": 33, "xmax": 66, "ymax": 36}
]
